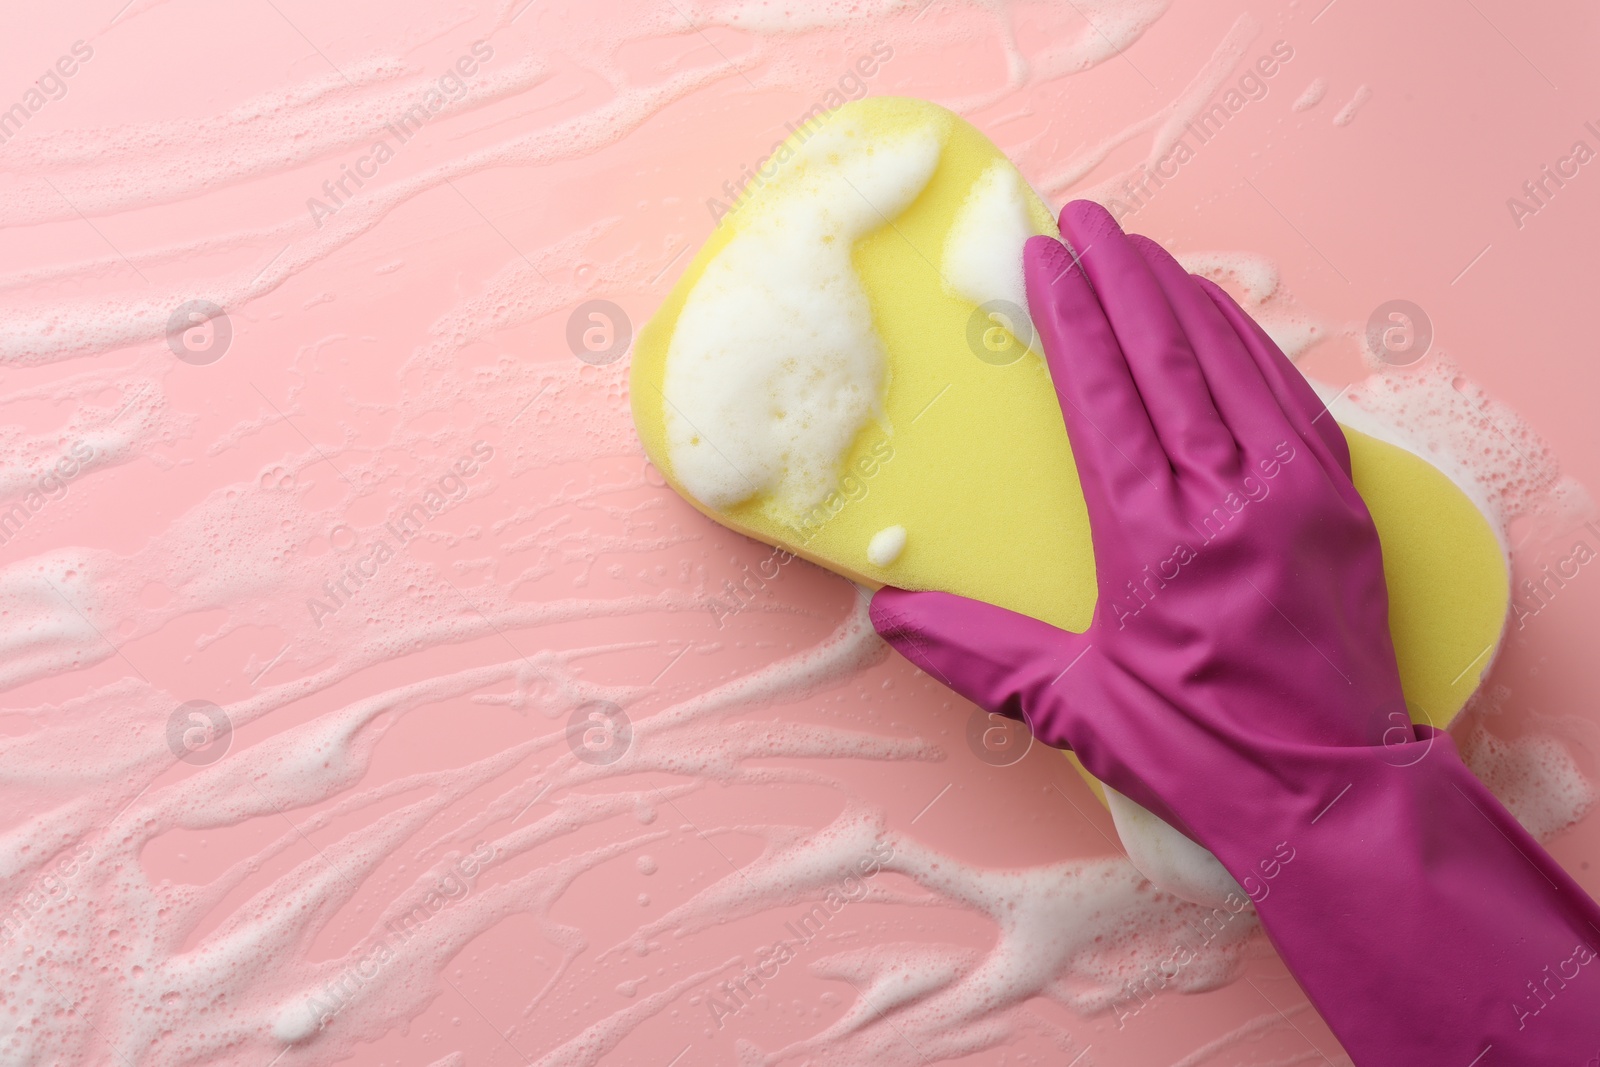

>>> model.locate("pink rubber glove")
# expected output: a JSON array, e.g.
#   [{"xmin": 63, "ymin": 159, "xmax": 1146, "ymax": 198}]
[{"xmin": 872, "ymin": 201, "xmax": 1600, "ymax": 1064}]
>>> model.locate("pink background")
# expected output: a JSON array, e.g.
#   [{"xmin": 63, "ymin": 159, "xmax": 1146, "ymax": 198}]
[{"xmin": 2, "ymin": 0, "xmax": 1598, "ymax": 1064}]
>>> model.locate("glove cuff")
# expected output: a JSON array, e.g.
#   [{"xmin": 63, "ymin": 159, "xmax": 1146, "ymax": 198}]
[{"xmin": 1207, "ymin": 728, "xmax": 1600, "ymax": 1066}]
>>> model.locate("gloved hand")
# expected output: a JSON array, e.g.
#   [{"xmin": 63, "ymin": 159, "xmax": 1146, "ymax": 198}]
[{"xmin": 872, "ymin": 200, "xmax": 1600, "ymax": 1065}]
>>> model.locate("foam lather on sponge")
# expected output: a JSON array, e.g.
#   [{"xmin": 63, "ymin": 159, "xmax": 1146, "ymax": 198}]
[{"xmin": 633, "ymin": 95, "xmax": 1508, "ymax": 732}]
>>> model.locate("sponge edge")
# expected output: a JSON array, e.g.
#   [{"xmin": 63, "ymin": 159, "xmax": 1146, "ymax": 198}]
[
  {"xmin": 633, "ymin": 94, "xmax": 1509, "ymax": 733},
  {"xmin": 1346, "ymin": 426, "xmax": 1510, "ymax": 724}
]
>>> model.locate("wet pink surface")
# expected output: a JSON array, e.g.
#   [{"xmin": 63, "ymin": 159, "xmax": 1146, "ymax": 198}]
[{"xmin": 2, "ymin": 1, "xmax": 1599, "ymax": 1064}]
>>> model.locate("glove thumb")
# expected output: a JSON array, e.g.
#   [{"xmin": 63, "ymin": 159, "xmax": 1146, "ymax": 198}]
[{"xmin": 869, "ymin": 585, "xmax": 1094, "ymax": 740}]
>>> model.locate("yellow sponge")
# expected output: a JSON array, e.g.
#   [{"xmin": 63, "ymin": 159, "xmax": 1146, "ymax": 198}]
[{"xmin": 632, "ymin": 96, "xmax": 1508, "ymax": 730}]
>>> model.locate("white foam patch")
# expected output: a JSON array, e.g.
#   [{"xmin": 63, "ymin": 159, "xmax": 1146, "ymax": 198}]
[
  {"xmin": 742, "ymin": 838, "xmax": 1262, "ymax": 1066},
  {"xmin": 603, "ymin": 805, "xmax": 1259, "ymax": 1067},
  {"xmin": 866, "ymin": 524, "xmax": 907, "ymax": 567},
  {"xmin": 1339, "ymin": 354, "xmax": 1582, "ymax": 533},
  {"xmin": 1462, "ymin": 725, "xmax": 1598, "ymax": 839},
  {"xmin": 697, "ymin": 0, "xmax": 909, "ymax": 32},
  {"xmin": 1177, "ymin": 251, "xmax": 1279, "ymax": 305},
  {"xmin": 1333, "ymin": 84, "xmax": 1372, "ymax": 127},
  {"xmin": 1178, "ymin": 250, "xmax": 1333, "ymax": 361},
  {"xmin": 1042, "ymin": 12, "xmax": 1258, "ymax": 199},
  {"xmin": 942, "ymin": 160, "xmax": 1042, "ymax": 353},
  {"xmin": 661, "ymin": 115, "xmax": 946, "ymax": 513},
  {"xmin": 1292, "ymin": 77, "xmax": 1327, "ymax": 111},
  {"xmin": 1457, "ymin": 688, "xmax": 1600, "ymax": 842}
]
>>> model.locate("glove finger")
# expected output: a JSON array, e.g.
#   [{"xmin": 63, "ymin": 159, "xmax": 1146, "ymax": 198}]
[
  {"xmin": 1024, "ymin": 234, "xmax": 1171, "ymax": 517},
  {"xmin": 1056, "ymin": 201, "xmax": 1238, "ymax": 481},
  {"xmin": 870, "ymin": 585, "xmax": 1095, "ymax": 738},
  {"xmin": 1195, "ymin": 276, "xmax": 1355, "ymax": 482},
  {"xmin": 1126, "ymin": 234, "xmax": 1296, "ymax": 460}
]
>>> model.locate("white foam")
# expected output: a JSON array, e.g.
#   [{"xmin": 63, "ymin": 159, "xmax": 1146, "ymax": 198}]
[
  {"xmin": 1177, "ymin": 250, "xmax": 1332, "ymax": 361},
  {"xmin": 1176, "ymin": 250, "xmax": 1279, "ymax": 305},
  {"xmin": 1460, "ymin": 722, "xmax": 1599, "ymax": 839},
  {"xmin": 1333, "ymin": 84, "xmax": 1372, "ymax": 126},
  {"xmin": 942, "ymin": 161, "xmax": 1042, "ymax": 353},
  {"xmin": 866, "ymin": 524, "xmax": 907, "ymax": 567},
  {"xmin": 1042, "ymin": 13, "xmax": 1259, "ymax": 199},
  {"xmin": 1292, "ymin": 77, "xmax": 1328, "ymax": 111},
  {"xmin": 661, "ymin": 114, "xmax": 946, "ymax": 513}
]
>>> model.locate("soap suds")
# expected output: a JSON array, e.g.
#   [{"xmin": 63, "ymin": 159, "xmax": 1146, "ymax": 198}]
[
  {"xmin": 866, "ymin": 525, "xmax": 907, "ymax": 567},
  {"xmin": 1291, "ymin": 77, "xmax": 1328, "ymax": 111},
  {"xmin": 943, "ymin": 161, "xmax": 1043, "ymax": 353},
  {"xmin": 1332, "ymin": 84, "xmax": 1372, "ymax": 126},
  {"xmin": 662, "ymin": 115, "xmax": 946, "ymax": 513},
  {"xmin": 1178, "ymin": 250, "xmax": 1331, "ymax": 360},
  {"xmin": 1042, "ymin": 12, "xmax": 1260, "ymax": 199},
  {"xmin": 1460, "ymin": 722, "xmax": 1598, "ymax": 839}
]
